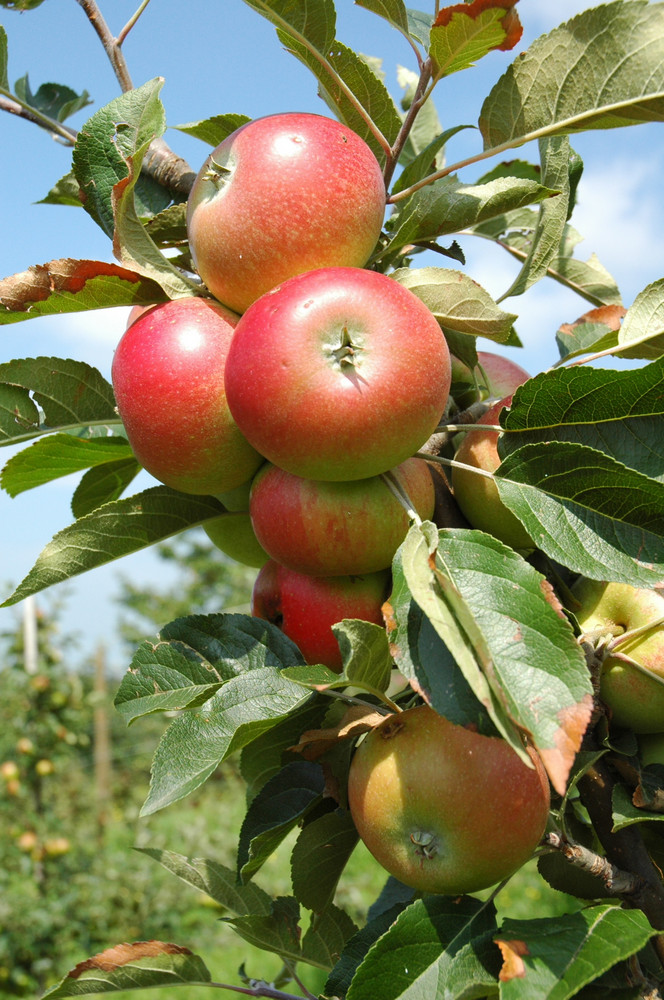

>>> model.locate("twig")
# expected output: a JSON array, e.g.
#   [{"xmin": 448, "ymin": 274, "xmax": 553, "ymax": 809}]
[
  {"xmin": 75, "ymin": 0, "xmax": 134, "ymax": 92},
  {"xmin": 544, "ymin": 830, "xmax": 643, "ymax": 897},
  {"xmin": 207, "ymin": 981, "xmax": 309, "ymax": 999},
  {"xmin": 117, "ymin": 0, "xmax": 153, "ymax": 46}
]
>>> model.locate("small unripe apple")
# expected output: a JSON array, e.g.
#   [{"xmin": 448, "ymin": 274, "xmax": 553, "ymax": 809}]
[
  {"xmin": 112, "ymin": 297, "xmax": 264, "ymax": 495},
  {"xmin": 249, "ymin": 458, "xmax": 435, "ymax": 576},
  {"xmin": 570, "ymin": 578, "xmax": 664, "ymax": 733},
  {"xmin": 203, "ymin": 511, "xmax": 268, "ymax": 568},
  {"xmin": 16, "ymin": 737, "xmax": 34, "ymax": 755},
  {"xmin": 186, "ymin": 112, "xmax": 386, "ymax": 313},
  {"xmin": 0, "ymin": 761, "xmax": 19, "ymax": 780},
  {"xmin": 252, "ymin": 560, "xmax": 390, "ymax": 672},
  {"xmin": 35, "ymin": 758, "xmax": 55, "ymax": 776},
  {"xmin": 348, "ymin": 704, "xmax": 550, "ymax": 894},
  {"xmin": 17, "ymin": 830, "xmax": 38, "ymax": 853},
  {"xmin": 450, "ymin": 351, "xmax": 531, "ymax": 410},
  {"xmin": 43, "ymin": 836, "xmax": 71, "ymax": 857},
  {"xmin": 451, "ymin": 395, "xmax": 534, "ymax": 550}
]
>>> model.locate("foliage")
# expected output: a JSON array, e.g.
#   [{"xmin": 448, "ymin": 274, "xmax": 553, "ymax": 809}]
[{"xmin": 1, "ymin": 1, "xmax": 664, "ymax": 999}]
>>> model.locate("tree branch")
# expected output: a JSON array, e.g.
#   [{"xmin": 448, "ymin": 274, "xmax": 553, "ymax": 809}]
[{"xmin": 75, "ymin": 0, "xmax": 135, "ymax": 92}]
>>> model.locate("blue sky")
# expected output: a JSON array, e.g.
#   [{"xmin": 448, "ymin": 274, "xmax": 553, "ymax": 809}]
[{"xmin": 1, "ymin": 0, "xmax": 663, "ymax": 671}]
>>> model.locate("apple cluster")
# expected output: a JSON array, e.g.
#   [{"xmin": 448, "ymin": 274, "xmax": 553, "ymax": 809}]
[{"xmin": 112, "ymin": 112, "xmax": 452, "ymax": 672}]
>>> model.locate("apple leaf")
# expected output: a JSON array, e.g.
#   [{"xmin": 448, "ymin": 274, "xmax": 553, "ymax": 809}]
[
  {"xmin": 383, "ymin": 175, "xmax": 557, "ymax": 266},
  {"xmin": 494, "ymin": 906, "xmax": 657, "ymax": 999},
  {"xmin": 500, "ymin": 360, "xmax": 664, "ymax": 482},
  {"xmin": 0, "ymin": 259, "xmax": 167, "ymax": 326},
  {"xmin": 237, "ymin": 760, "xmax": 325, "ymax": 882},
  {"xmin": 41, "ymin": 942, "xmax": 210, "ymax": 999},
  {"xmin": 1, "ymin": 487, "xmax": 226, "ymax": 607},
  {"xmin": 494, "ymin": 442, "xmax": 664, "ymax": 590},
  {"xmin": 613, "ymin": 278, "xmax": 664, "ymax": 360},
  {"xmin": 387, "ymin": 549, "xmax": 500, "ymax": 735},
  {"xmin": 0, "ymin": 357, "xmax": 119, "ymax": 448},
  {"xmin": 130, "ymin": 620, "xmax": 310, "ymax": 813},
  {"xmin": 346, "ymin": 895, "xmax": 499, "ymax": 1000},
  {"xmin": 555, "ymin": 304, "xmax": 627, "ymax": 361},
  {"xmin": 404, "ymin": 524, "xmax": 593, "ymax": 795},
  {"xmin": 37, "ymin": 171, "xmax": 84, "ymax": 208},
  {"xmin": 0, "ymin": 27, "xmax": 8, "ymax": 90},
  {"xmin": 393, "ymin": 124, "xmax": 471, "ymax": 192},
  {"xmin": 480, "ymin": 2, "xmax": 664, "ymax": 152},
  {"xmin": 174, "ymin": 112, "xmax": 252, "ymax": 146},
  {"xmin": 611, "ymin": 782, "xmax": 664, "ymax": 832},
  {"xmin": 1, "ymin": 434, "xmax": 134, "ymax": 496},
  {"xmin": 429, "ymin": 0, "xmax": 522, "ymax": 79},
  {"xmin": 14, "ymin": 74, "xmax": 92, "ymax": 122},
  {"xmin": 392, "ymin": 265, "xmax": 517, "ymax": 342},
  {"xmin": 223, "ymin": 896, "xmax": 304, "ymax": 965},
  {"xmin": 71, "ymin": 458, "xmax": 141, "ymax": 517},
  {"xmin": 137, "ymin": 848, "xmax": 274, "ymax": 915},
  {"xmin": 324, "ymin": 900, "xmax": 409, "ymax": 999},
  {"xmin": 300, "ymin": 902, "xmax": 359, "ymax": 971},
  {"xmin": 240, "ymin": 699, "xmax": 329, "ymax": 802},
  {"xmin": 291, "ymin": 808, "xmax": 359, "ymax": 913},
  {"xmin": 395, "ymin": 66, "xmax": 445, "ymax": 168},
  {"xmin": 333, "ymin": 619, "xmax": 393, "ymax": 693},
  {"xmin": 354, "ymin": 0, "xmax": 409, "ymax": 37}
]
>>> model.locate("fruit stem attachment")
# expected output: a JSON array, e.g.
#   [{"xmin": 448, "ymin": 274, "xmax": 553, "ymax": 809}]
[
  {"xmin": 416, "ymin": 452, "xmax": 496, "ymax": 481},
  {"xmin": 611, "ymin": 615, "xmax": 664, "ymax": 649},
  {"xmin": 380, "ymin": 470, "xmax": 422, "ymax": 524}
]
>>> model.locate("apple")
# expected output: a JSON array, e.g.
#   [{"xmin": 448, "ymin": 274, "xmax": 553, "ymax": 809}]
[
  {"xmin": 251, "ymin": 560, "xmax": 390, "ymax": 672},
  {"xmin": 570, "ymin": 578, "xmax": 664, "ymax": 733},
  {"xmin": 249, "ymin": 457, "xmax": 434, "ymax": 577},
  {"xmin": 639, "ymin": 732, "xmax": 664, "ymax": 767},
  {"xmin": 347, "ymin": 704, "xmax": 550, "ymax": 895},
  {"xmin": 35, "ymin": 758, "xmax": 55, "ymax": 776},
  {"xmin": 186, "ymin": 112, "xmax": 386, "ymax": 314},
  {"xmin": 203, "ymin": 511, "xmax": 268, "ymax": 568},
  {"xmin": 450, "ymin": 351, "xmax": 531, "ymax": 410},
  {"xmin": 451, "ymin": 395, "xmax": 534, "ymax": 550},
  {"xmin": 112, "ymin": 297, "xmax": 264, "ymax": 495},
  {"xmin": 0, "ymin": 761, "xmax": 19, "ymax": 780},
  {"xmin": 225, "ymin": 267, "xmax": 451, "ymax": 481}
]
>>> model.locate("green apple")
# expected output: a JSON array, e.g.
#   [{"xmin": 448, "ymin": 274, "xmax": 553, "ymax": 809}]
[{"xmin": 571, "ymin": 578, "xmax": 664, "ymax": 733}]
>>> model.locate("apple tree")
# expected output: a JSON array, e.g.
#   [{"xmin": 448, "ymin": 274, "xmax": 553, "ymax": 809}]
[{"xmin": 2, "ymin": 1, "xmax": 664, "ymax": 998}]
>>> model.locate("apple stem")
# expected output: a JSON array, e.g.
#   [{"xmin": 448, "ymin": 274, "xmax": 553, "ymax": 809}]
[
  {"xmin": 380, "ymin": 471, "xmax": 422, "ymax": 524},
  {"xmin": 434, "ymin": 423, "xmax": 502, "ymax": 434},
  {"xmin": 416, "ymin": 452, "xmax": 496, "ymax": 482},
  {"xmin": 610, "ymin": 615, "xmax": 664, "ymax": 651}
]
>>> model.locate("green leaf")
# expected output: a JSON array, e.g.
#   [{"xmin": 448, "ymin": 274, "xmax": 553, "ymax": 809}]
[
  {"xmin": 240, "ymin": 699, "xmax": 329, "ymax": 802},
  {"xmin": 0, "ymin": 357, "xmax": 117, "ymax": 445},
  {"xmin": 1, "ymin": 434, "xmax": 134, "ymax": 495},
  {"xmin": 495, "ymin": 906, "xmax": 657, "ymax": 1000},
  {"xmin": 237, "ymin": 761, "xmax": 325, "ymax": 882},
  {"xmin": 495, "ymin": 442, "xmax": 664, "ymax": 589},
  {"xmin": 41, "ymin": 943, "xmax": 210, "ymax": 999},
  {"xmin": 393, "ymin": 124, "xmax": 472, "ymax": 194},
  {"xmin": 382, "ymin": 176, "xmax": 556, "ymax": 266},
  {"xmin": 611, "ymin": 782, "xmax": 664, "ymax": 831},
  {"xmin": 355, "ymin": 0, "xmax": 409, "ymax": 37},
  {"xmin": 225, "ymin": 896, "xmax": 306, "ymax": 966},
  {"xmin": 500, "ymin": 361, "xmax": 664, "ymax": 482},
  {"xmin": 291, "ymin": 808, "xmax": 359, "ymax": 913},
  {"xmin": 333, "ymin": 618, "xmax": 393, "ymax": 693},
  {"xmin": 613, "ymin": 278, "xmax": 664, "ymax": 360},
  {"xmin": 499, "ymin": 136, "xmax": 571, "ymax": 300},
  {"xmin": 392, "ymin": 265, "xmax": 517, "ymax": 342},
  {"xmin": 1, "ymin": 487, "xmax": 225, "ymax": 607},
  {"xmin": 402, "ymin": 525, "xmax": 593, "ymax": 795},
  {"xmin": 347, "ymin": 895, "xmax": 498, "ymax": 1000},
  {"xmin": 0, "ymin": 259, "xmax": 167, "ymax": 326},
  {"xmin": 13, "ymin": 74, "xmax": 91, "ymax": 122},
  {"xmin": 137, "ymin": 848, "xmax": 274, "ymax": 914},
  {"xmin": 175, "ymin": 112, "xmax": 252, "ymax": 145},
  {"xmin": 395, "ymin": 65, "xmax": 446, "ymax": 168},
  {"xmin": 37, "ymin": 171, "xmax": 84, "ymax": 207},
  {"xmin": 301, "ymin": 903, "xmax": 359, "ymax": 971},
  {"xmin": 71, "ymin": 458, "xmax": 141, "ymax": 517},
  {"xmin": 324, "ymin": 900, "xmax": 407, "ymax": 998},
  {"xmin": 429, "ymin": 4, "xmax": 517, "ymax": 78},
  {"xmin": 480, "ymin": 2, "xmax": 664, "ymax": 150},
  {"xmin": 0, "ymin": 26, "xmax": 9, "ymax": 91}
]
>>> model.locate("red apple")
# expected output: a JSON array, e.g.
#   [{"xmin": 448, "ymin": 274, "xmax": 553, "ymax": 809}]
[
  {"xmin": 451, "ymin": 395, "xmax": 534, "ymax": 550},
  {"xmin": 251, "ymin": 560, "xmax": 390, "ymax": 672},
  {"xmin": 225, "ymin": 267, "xmax": 451, "ymax": 481},
  {"xmin": 249, "ymin": 457, "xmax": 434, "ymax": 576},
  {"xmin": 186, "ymin": 112, "xmax": 386, "ymax": 314},
  {"xmin": 347, "ymin": 704, "xmax": 550, "ymax": 894},
  {"xmin": 111, "ymin": 297, "xmax": 264, "ymax": 495},
  {"xmin": 570, "ymin": 578, "xmax": 664, "ymax": 733}
]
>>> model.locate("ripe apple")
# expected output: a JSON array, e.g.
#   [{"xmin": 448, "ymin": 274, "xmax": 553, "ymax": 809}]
[
  {"xmin": 225, "ymin": 267, "xmax": 451, "ymax": 481},
  {"xmin": 251, "ymin": 560, "xmax": 390, "ymax": 672},
  {"xmin": 450, "ymin": 351, "xmax": 531, "ymax": 410},
  {"xmin": 347, "ymin": 704, "xmax": 550, "ymax": 894},
  {"xmin": 451, "ymin": 395, "xmax": 534, "ymax": 550},
  {"xmin": 248, "ymin": 457, "xmax": 434, "ymax": 576},
  {"xmin": 186, "ymin": 112, "xmax": 386, "ymax": 314},
  {"xmin": 35, "ymin": 758, "xmax": 55, "ymax": 776},
  {"xmin": 0, "ymin": 761, "xmax": 19, "ymax": 780},
  {"xmin": 112, "ymin": 297, "xmax": 264, "ymax": 495},
  {"xmin": 570, "ymin": 578, "xmax": 664, "ymax": 733}
]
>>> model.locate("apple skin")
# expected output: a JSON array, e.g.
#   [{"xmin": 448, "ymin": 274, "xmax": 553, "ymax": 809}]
[
  {"xmin": 203, "ymin": 512, "xmax": 268, "ymax": 568},
  {"xmin": 450, "ymin": 351, "xmax": 531, "ymax": 410},
  {"xmin": 186, "ymin": 112, "xmax": 386, "ymax": 314},
  {"xmin": 570, "ymin": 578, "xmax": 664, "ymax": 733},
  {"xmin": 347, "ymin": 704, "xmax": 550, "ymax": 895},
  {"xmin": 249, "ymin": 457, "xmax": 434, "ymax": 577},
  {"xmin": 451, "ymin": 395, "xmax": 534, "ymax": 550},
  {"xmin": 251, "ymin": 560, "xmax": 390, "ymax": 672},
  {"xmin": 112, "ymin": 297, "xmax": 264, "ymax": 496},
  {"xmin": 225, "ymin": 267, "xmax": 451, "ymax": 481}
]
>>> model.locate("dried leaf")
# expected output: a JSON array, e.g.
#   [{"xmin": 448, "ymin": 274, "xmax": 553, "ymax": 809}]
[
  {"xmin": 70, "ymin": 941, "xmax": 192, "ymax": 978},
  {"xmin": 496, "ymin": 937, "xmax": 529, "ymax": 981},
  {"xmin": 434, "ymin": 0, "xmax": 522, "ymax": 51}
]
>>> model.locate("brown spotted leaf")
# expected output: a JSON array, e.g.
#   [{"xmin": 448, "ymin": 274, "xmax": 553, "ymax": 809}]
[
  {"xmin": 0, "ymin": 258, "xmax": 167, "ymax": 325},
  {"xmin": 43, "ymin": 940, "xmax": 210, "ymax": 997},
  {"xmin": 496, "ymin": 938, "xmax": 529, "ymax": 981},
  {"xmin": 292, "ymin": 705, "xmax": 388, "ymax": 760}
]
